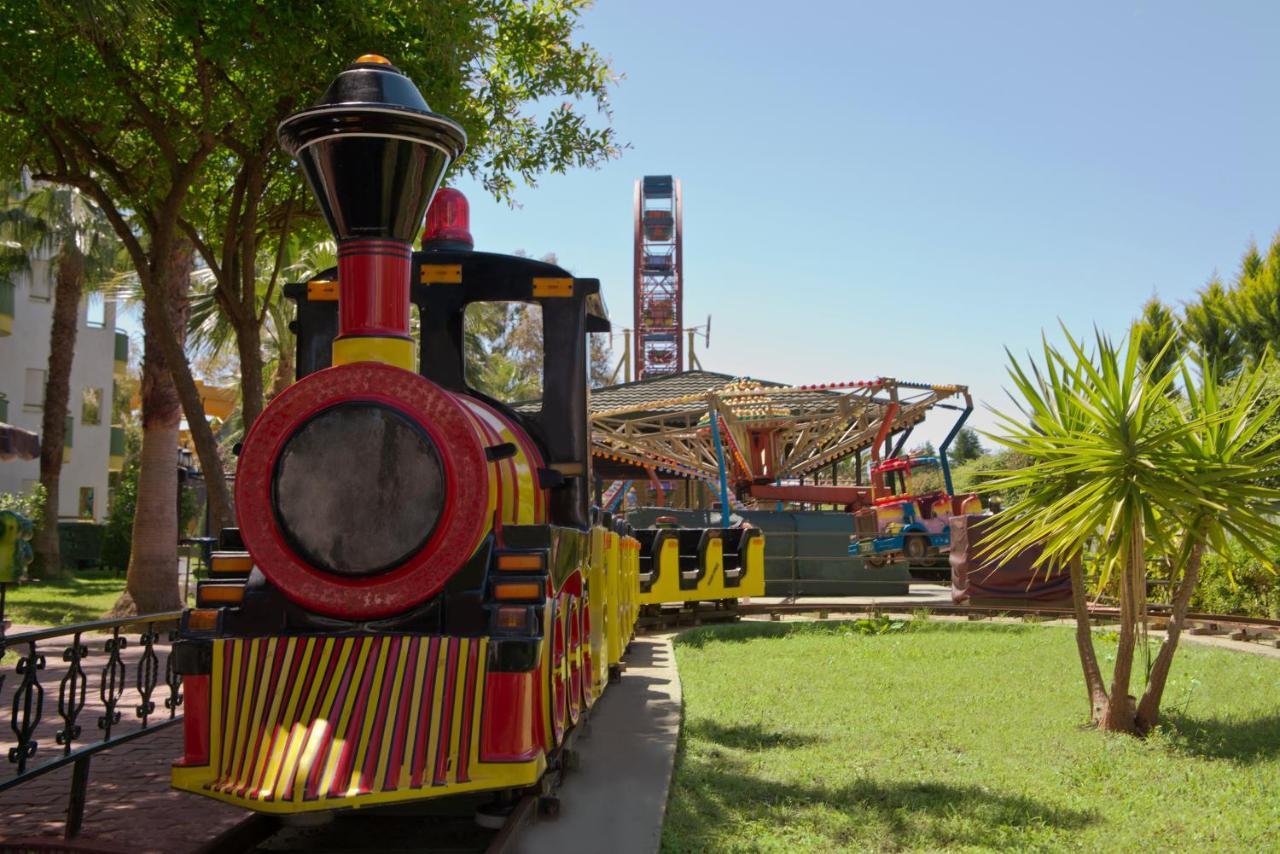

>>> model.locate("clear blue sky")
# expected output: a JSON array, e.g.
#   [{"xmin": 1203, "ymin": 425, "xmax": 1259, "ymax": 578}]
[{"xmin": 452, "ymin": 0, "xmax": 1280, "ymax": 448}]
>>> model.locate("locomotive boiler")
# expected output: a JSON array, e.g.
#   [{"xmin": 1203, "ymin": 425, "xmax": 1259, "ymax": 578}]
[{"xmin": 170, "ymin": 55, "xmax": 640, "ymax": 814}]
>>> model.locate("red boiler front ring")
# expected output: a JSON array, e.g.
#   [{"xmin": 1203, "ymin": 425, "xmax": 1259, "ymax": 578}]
[{"xmin": 235, "ymin": 362, "xmax": 491, "ymax": 619}]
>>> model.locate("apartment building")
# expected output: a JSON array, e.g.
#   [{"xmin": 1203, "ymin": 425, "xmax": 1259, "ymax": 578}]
[{"xmin": 0, "ymin": 252, "xmax": 127, "ymax": 523}]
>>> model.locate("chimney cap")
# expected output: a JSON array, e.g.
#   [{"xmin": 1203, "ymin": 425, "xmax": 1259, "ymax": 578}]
[{"xmin": 279, "ymin": 56, "xmax": 465, "ymax": 159}]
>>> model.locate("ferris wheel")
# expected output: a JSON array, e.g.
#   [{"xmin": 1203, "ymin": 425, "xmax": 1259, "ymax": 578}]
[{"xmin": 632, "ymin": 175, "xmax": 683, "ymax": 380}]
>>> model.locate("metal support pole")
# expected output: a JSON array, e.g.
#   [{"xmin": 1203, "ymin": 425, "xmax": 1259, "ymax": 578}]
[
  {"xmin": 938, "ymin": 393, "xmax": 974, "ymax": 495},
  {"xmin": 65, "ymin": 755, "xmax": 91, "ymax": 839},
  {"xmin": 708, "ymin": 404, "xmax": 732, "ymax": 528},
  {"xmin": 890, "ymin": 426, "xmax": 914, "ymax": 458}
]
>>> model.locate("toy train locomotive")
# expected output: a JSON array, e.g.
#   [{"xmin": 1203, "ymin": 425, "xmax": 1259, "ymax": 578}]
[{"xmin": 169, "ymin": 56, "xmax": 762, "ymax": 816}]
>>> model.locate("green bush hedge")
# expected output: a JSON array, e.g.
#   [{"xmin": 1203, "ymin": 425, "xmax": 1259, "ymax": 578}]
[{"xmin": 1190, "ymin": 539, "xmax": 1280, "ymax": 619}]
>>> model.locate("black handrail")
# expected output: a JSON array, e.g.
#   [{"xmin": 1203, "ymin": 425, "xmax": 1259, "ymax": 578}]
[{"xmin": 1, "ymin": 604, "xmax": 185, "ymax": 840}]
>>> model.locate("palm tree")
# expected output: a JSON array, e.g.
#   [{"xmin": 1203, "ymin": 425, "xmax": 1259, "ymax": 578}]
[
  {"xmin": 979, "ymin": 326, "xmax": 1280, "ymax": 735},
  {"xmin": 109, "ymin": 237, "xmax": 194, "ymax": 615},
  {"xmin": 0, "ymin": 180, "xmax": 122, "ymax": 576},
  {"xmin": 184, "ymin": 234, "xmax": 335, "ymax": 446}
]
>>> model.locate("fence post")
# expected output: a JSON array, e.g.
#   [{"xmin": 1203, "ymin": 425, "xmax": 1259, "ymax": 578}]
[{"xmin": 65, "ymin": 754, "xmax": 91, "ymax": 839}]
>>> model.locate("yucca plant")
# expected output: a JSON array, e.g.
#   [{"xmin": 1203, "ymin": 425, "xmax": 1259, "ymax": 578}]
[{"xmin": 979, "ymin": 325, "xmax": 1280, "ymax": 735}]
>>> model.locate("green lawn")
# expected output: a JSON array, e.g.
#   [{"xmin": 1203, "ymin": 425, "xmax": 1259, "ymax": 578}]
[
  {"xmin": 2, "ymin": 568, "xmax": 127, "ymax": 627},
  {"xmin": 664, "ymin": 620, "xmax": 1280, "ymax": 852}
]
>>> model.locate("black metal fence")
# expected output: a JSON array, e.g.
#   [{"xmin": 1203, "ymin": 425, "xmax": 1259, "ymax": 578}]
[{"xmin": 1, "ymin": 604, "xmax": 184, "ymax": 839}]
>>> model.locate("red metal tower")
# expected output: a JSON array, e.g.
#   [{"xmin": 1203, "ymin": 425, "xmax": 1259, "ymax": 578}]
[{"xmin": 633, "ymin": 175, "xmax": 683, "ymax": 380}]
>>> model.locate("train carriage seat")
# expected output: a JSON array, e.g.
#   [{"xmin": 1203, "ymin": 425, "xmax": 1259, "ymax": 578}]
[
  {"xmin": 720, "ymin": 527, "xmax": 747, "ymax": 587},
  {"xmin": 677, "ymin": 529, "xmax": 708, "ymax": 590},
  {"xmin": 633, "ymin": 528, "xmax": 661, "ymax": 593}
]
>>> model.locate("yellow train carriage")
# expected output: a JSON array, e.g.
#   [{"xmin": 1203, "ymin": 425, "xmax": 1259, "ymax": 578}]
[
  {"xmin": 174, "ymin": 521, "xmax": 642, "ymax": 815},
  {"xmin": 635, "ymin": 526, "xmax": 765, "ymax": 606}
]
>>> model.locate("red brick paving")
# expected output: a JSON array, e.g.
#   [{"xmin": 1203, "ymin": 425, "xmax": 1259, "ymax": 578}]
[
  {"xmin": 1, "ymin": 624, "xmax": 249, "ymax": 852},
  {"xmin": 0, "ymin": 727, "xmax": 247, "ymax": 853}
]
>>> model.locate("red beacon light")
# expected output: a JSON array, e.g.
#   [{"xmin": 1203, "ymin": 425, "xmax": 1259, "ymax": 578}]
[{"xmin": 421, "ymin": 187, "xmax": 473, "ymax": 251}]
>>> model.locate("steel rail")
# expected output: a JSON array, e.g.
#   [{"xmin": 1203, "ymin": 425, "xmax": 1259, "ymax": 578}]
[{"xmin": 731, "ymin": 600, "xmax": 1280, "ymax": 630}]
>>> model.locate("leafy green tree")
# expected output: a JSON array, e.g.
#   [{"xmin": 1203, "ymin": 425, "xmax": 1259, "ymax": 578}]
[
  {"xmin": 947, "ymin": 428, "xmax": 984, "ymax": 464},
  {"xmin": 172, "ymin": 0, "xmax": 621, "ymax": 434},
  {"xmin": 1227, "ymin": 233, "xmax": 1280, "ymax": 366},
  {"xmin": 0, "ymin": 0, "xmax": 620, "ymax": 612},
  {"xmin": 0, "ymin": 180, "xmax": 122, "ymax": 577},
  {"xmin": 1130, "ymin": 296, "xmax": 1181, "ymax": 380},
  {"xmin": 1182, "ymin": 277, "xmax": 1242, "ymax": 376},
  {"xmin": 981, "ymin": 327, "xmax": 1280, "ymax": 735}
]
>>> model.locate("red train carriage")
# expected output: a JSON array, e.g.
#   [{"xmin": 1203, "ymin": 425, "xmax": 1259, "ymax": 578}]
[{"xmin": 170, "ymin": 56, "xmax": 639, "ymax": 815}]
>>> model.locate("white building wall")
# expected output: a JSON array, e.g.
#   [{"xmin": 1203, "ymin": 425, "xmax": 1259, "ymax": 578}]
[{"xmin": 0, "ymin": 253, "xmax": 120, "ymax": 523}]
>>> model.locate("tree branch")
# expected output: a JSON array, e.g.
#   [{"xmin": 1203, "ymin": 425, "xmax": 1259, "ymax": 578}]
[{"xmin": 258, "ymin": 190, "xmax": 296, "ymax": 327}]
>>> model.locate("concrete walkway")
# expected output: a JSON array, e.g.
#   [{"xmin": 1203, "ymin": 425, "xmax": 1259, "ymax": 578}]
[
  {"xmin": 751, "ymin": 583, "xmax": 955, "ymax": 609},
  {"xmin": 519, "ymin": 634, "xmax": 681, "ymax": 854}
]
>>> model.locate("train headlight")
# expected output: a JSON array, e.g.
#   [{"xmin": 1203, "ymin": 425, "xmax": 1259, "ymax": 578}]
[
  {"xmin": 236, "ymin": 363, "xmax": 493, "ymax": 620},
  {"xmin": 272, "ymin": 402, "xmax": 445, "ymax": 577}
]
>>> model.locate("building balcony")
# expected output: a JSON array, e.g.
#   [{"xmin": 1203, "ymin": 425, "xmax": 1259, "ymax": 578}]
[
  {"xmin": 114, "ymin": 331, "xmax": 129, "ymax": 378},
  {"xmin": 0, "ymin": 279, "xmax": 13, "ymax": 336},
  {"xmin": 109, "ymin": 424, "xmax": 126, "ymax": 472}
]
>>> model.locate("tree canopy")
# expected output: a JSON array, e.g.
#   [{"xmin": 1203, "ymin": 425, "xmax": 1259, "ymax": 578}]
[
  {"xmin": 948, "ymin": 427, "xmax": 984, "ymax": 464},
  {"xmin": 0, "ymin": 0, "xmax": 622, "ymax": 532},
  {"xmin": 1133, "ymin": 231, "xmax": 1280, "ymax": 379}
]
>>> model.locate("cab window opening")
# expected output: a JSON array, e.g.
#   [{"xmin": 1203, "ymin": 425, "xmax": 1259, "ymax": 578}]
[{"xmin": 462, "ymin": 300, "xmax": 544, "ymax": 413}]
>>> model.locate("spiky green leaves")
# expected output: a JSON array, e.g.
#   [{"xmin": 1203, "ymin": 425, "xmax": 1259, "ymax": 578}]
[{"xmin": 980, "ymin": 324, "xmax": 1280, "ymax": 586}]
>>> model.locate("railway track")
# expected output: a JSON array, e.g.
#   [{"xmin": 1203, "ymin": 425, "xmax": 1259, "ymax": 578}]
[
  {"xmin": 636, "ymin": 597, "xmax": 1280, "ymax": 646},
  {"xmin": 199, "ymin": 728, "xmax": 581, "ymax": 854}
]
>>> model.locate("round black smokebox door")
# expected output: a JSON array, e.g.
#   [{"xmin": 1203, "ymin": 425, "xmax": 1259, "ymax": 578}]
[{"xmin": 272, "ymin": 402, "xmax": 444, "ymax": 577}]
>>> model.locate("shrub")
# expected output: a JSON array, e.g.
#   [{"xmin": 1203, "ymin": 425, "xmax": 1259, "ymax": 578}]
[
  {"xmin": 1190, "ymin": 539, "xmax": 1280, "ymax": 619},
  {"xmin": 0, "ymin": 482, "xmax": 46, "ymax": 529},
  {"xmin": 101, "ymin": 466, "xmax": 136, "ymax": 571}
]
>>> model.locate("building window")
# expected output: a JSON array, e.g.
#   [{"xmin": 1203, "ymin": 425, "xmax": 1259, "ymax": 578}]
[
  {"xmin": 78, "ymin": 486, "xmax": 95, "ymax": 519},
  {"xmin": 28, "ymin": 263, "xmax": 50, "ymax": 301},
  {"xmin": 85, "ymin": 293, "xmax": 105, "ymax": 328},
  {"xmin": 81, "ymin": 387, "xmax": 102, "ymax": 425},
  {"xmin": 23, "ymin": 368, "xmax": 46, "ymax": 409}
]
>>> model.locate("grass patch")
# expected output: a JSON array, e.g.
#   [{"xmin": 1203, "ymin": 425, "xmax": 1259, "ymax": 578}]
[
  {"xmin": 2, "ymin": 569, "xmax": 126, "ymax": 627},
  {"xmin": 664, "ymin": 621, "xmax": 1280, "ymax": 851}
]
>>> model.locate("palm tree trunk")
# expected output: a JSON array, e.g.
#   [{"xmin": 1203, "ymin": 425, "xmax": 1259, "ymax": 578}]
[
  {"xmin": 32, "ymin": 248, "xmax": 85, "ymax": 577},
  {"xmin": 1136, "ymin": 535, "xmax": 1206, "ymax": 732},
  {"xmin": 1102, "ymin": 526, "xmax": 1144, "ymax": 733},
  {"xmin": 1068, "ymin": 554, "xmax": 1108, "ymax": 722},
  {"xmin": 110, "ymin": 241, "xmax": 190, "ymax": 616},
  {"xmin": 140, "ymin": 245, "xmax": 234, "ymax": 536}
]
